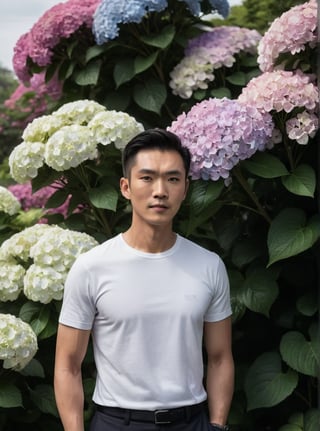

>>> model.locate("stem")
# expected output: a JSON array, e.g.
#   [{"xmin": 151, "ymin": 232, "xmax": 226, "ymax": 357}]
[{"xmin": 233, "ymin": 166, "xmax": 272, "ymax": 224}]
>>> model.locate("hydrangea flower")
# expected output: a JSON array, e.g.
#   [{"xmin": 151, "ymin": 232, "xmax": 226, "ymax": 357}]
[
  {"xmin": 238, "ymin": 70, "xmax": 318, "ymax": 114},
  {"xmin": 170, "ymin": 26, "xmax": 261, "ymax": 99},
  {"xmin": 13, "ymin": 0, "xmax": 101, "ymax": 82},
  {"xmin": 24, "ymin": 265, "xmax": 67, "ymax": 304},
  {"xmin": 257, "ymin": 0, "xmax": 317, "ymax": 72},
  {"xmin": 0, "ymin": 186, "xmax": 21, "ymax": 215},
  {"xmin": 88, "ymin": 110, "xmax": 144, "ymax": 149},
  {"xmin": 286, "ymin": 111, "xmax": 318, "ymax": 145},
  {"xmin": 0, "ymin": 259, "xmax": 25, "ymax": 302},
  {"xmin": 9, "ymin": 100, "xmax": 144, "ymax": 183},
  {"xmin": 9, "ymin": 141, "xmax": 46, "ymax": 184},
  {"xmin": 0, "ymin": 313, "xmax": 38, "ymax": 370},
  {"xmin": 168, "ymin": 97, "xmax": 274, "ymax": 181},
  {"xmin": 93, "ymin": 0, "xmax": 229, "ymax": 44}
]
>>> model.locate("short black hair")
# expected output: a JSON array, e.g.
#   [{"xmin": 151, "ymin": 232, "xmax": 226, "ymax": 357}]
[{"xmin": 122, "ymin": 128, "xmax": 191, "ymax": 178}]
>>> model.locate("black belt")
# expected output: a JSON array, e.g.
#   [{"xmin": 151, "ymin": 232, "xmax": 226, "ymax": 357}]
[{"xmin": 96, "ymin": 402, "xmax": 205, "ymax": 425}]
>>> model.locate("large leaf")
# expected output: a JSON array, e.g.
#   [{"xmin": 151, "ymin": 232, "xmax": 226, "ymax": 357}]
[
  {"xmin": 239, "ymin": 266, "xmax": 279, "ymax": 316},
  {"xmin": 0, "ymin": 383, "xmax": 23, "ymax": 408},
  {"xmin": 113, "ymin": 58, "xmax": 135, "ymax": 88},
  {"xmin": 268, "ymin": 209, "xmax": 320, "ymax": 265},
  {"xmin": 20, "ymin": 358, "xmax": 45, "ymax": 378},
  {"xmin": 30, "ymin": 306, "xmax": 50, "ymax": 336},
  {"xmin": 280, "ymin": 330, "xmax": 320, "ymax": 377},
  {"xmin": 225, "ymin": 71, "xmax": 247, "ymax": 86},
  {"xmin": 305, "ymin": 409, "xmax": 320, "ymax": 431},
  {"xmin": 189, "ymin": 179, "xmax": 224, "ymax": 214},
  {"xmin": 282, "ymin": 164, "xmax": 316, "ymax": 198},
  {"xmin": 242, "ymin": 153, "xmax": 289, "ymax": 178},
  {"xmin": 133, "ymin": 79, "xmax": 167, "ymax": 114},
  {"xmin": 139, "ymin": 25, "xmax": 175, "ymax": 48},
  {"xmin": 29, "ymin": 384, "xmax": 59, "ymax": 417},
  {"xmin": 19, "ymin": 301, "xmax": 42, "ymax": 323},
  {"xmin": 134, "ymin": 52, "xmax": 158, "ymax": 74},
  {"xmin": 245, "ymin": 351, "xmax": 298, "ymax": 411},
  {"xmin": 74, "ymin": 60, "xmax": 102, "ymax": 86},
  {"xmin": 88, "ymin": 183, "xmax": 118, "ymax": 212},
  {"xmin": 296, "ymin": 292, "xmax": 318, "ymax": 316}
]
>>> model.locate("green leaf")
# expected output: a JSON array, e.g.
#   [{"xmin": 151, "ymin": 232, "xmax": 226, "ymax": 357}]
[
  {"xmin": 225, "ymin": 71, "xmax": 247, "ymax": 86},
  {"xmin": 282, "ymin": 164, "xmax": 316, "ymax": 198},
  {"xmin": 305, "ymin": 409, "xmax": 320, "ymax": 431},
  {"xmin": 210, "ymin": 87, "xmax": 231, "ymax": 99},
  {"xmin": 242, "ymin": 152, "xmax": 289, "ymax": 178},
  {"xmin": 133, "ymin": 79, "xmax": 166, "ymax": 114},
  {"xmin": 113, "ymin": 58, "xmax": 135, "ymax": 88},
  {"xmin": 280, "ymin": 331, "xmax": 320, "ymax": 377},
  {"xmin": 31, "ymin": 306, "xmax": 50, "ymax": 336},
  {"xmin": 189, "ymin": 180, "xmax": 224, "ymax": 214},
  {"xmin": 45, "ymin": 188, "xmax": 70, "ymax": 209},
  {"xmin": 268, "ymin": 209, "xmax": 320, "ymax": 266},
  {"xmin": 88, "ymin": 183, "xmax": 118, "ymax": 212},
  {"xmin": 74, "ymin": 60, "xmax": 102, "ymax": 86},
  {"xmin": 103, "ymin": 89, "xmax": 130, "ymax": 111},
  {"xmin": 134, "ymin": 52, "xmax": 158, "ymax": 74},
  {"xmin": 296, "ymin": 292, "xmax": 318, "ymax": 316},
  {"xmin": 19, "ymin": 301, "xmax": 42, "ymax": 323},
  {"xmin": 0, "ymin": 383, "xmax": 23, "ymax": 408},
  {"xmin": 29, "ymin": 384, "xmax": 59, "ymax": 417},
  {"xmin": 31, "ymin": 166, "xmax": 61, "ymax": 193},
  {"xmin": 245, "ymin": 351, "xmax": 298, "ymax": 411},
  {"xmin": 85, "ymin": 45, "xmax": 107, "ymax": 63},
  {"xmin": 20, "ymin": 358, "xmax": 45, "ymax": 378},
  {"xmin": 231, "ymin": 239, "xmax": 264, "ymax": 268},
  {"xmin": 239, "ymin": 266, "xmax": 279, "ymax": 316},
  {"xmin": 139, "ymin": 25, "xmax": 175, "ymax": 48}
]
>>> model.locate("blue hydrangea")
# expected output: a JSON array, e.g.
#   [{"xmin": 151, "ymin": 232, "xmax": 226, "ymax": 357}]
[{"xmin": 92, "ymin": 0, "xmax": 230, "ymax": 44}]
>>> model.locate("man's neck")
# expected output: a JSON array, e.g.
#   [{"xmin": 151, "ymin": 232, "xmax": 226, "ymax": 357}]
[{"xmin": 122, "ymin": 226, "xmax": 177, "ymax": 253}]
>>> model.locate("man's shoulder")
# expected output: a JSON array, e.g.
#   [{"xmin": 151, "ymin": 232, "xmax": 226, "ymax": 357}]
[
  {"xmin": 78, "ymin": 234, "xmax": 121, "ymax": 261},
  {"xmin": 178, "ymin": 235, "xmax": 220, "ymax": 259}
]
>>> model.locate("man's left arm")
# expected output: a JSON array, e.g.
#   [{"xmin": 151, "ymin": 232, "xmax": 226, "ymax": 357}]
[{"xmin": 204, "ymin": 317, "xmax": 234, "ymax": 427}]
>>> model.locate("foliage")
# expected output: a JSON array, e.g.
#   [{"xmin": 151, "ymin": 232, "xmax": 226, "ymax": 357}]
[{"xmin": 0, "ymin": 1, "xmax": 319, "ymax": 431}]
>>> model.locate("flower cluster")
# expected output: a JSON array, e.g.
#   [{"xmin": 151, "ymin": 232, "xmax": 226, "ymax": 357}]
[
  {"xmin": 0, "ymin": 186, "xmax": 21, "ymax": 215},
  {"xmin": 13, "ymin": 0, "xmax": 101, "ymax": 82},
  {"xmin": 0, "ymin": 313, "xmax": 38, "ymax": 370},
  {"xmin": 0, "ymin": 225, "xmax": 98, "ymax": 304},
  {"xmin": 238, "ymin": 70, "xmax": 318, "ymax": 114},
  {"xmin": 93, "ymin": 0, "xmax": 229, "ymax": 44},
  {"xmin": 8, "ymin": 182, "xmax": 70, "ymax": 217},
  {"xmin": 170, "ymin": 26, "xmax": 261, "ymax": 99},
  {"xmin": 286, "ymin": 111, "xmax": 318, "ymax": 145},
  {"xmin": 9, "ymin": 100, "xmax": 144, "ymax": 183},
  {"xmin": 168, "ymin": 97, "xmax": 274, "ymax": 181},
  {"xmin": 257, "ymin": 0, "xmax": 317, "ymax": 72}
]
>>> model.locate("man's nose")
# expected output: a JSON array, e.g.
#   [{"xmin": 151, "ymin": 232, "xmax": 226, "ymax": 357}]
[{"xmin": 153, "ymin": 180, "xmax": 168, "ymax": 198}]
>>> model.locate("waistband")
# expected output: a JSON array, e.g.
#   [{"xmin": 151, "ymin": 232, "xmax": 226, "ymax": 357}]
[{"xmin": 96, "ymin": 402, "xmax": 205, "ymax": 425}]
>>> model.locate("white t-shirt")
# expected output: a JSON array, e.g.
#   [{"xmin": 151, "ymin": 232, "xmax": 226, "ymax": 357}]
[{"xmin": 59, "ymin": 234, "xmax": 232, "ymax": 410}]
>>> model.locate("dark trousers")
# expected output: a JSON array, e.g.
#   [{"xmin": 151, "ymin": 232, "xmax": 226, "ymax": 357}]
[{"xmin": 90, "ymin": 406, "xmax": 212, "ymax": 431}]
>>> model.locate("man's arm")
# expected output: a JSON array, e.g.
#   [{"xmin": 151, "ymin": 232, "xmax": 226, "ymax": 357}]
[
  {"xmin": 204, "ymin": 317, "xmax": 234, "ymax": 426},
  {"xmin": 54, "ymin": 323, "xmax": 91, "ymax": 431}
]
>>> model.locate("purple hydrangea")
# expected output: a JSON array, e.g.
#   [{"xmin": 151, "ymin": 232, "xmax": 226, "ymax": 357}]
[
  {"xmin": 168, "ymin": 98, "xmax": 274, "ymax": 181},
  {"xmin": 13, "ymin": 0, "xmax": 101, "ymax": 83}
]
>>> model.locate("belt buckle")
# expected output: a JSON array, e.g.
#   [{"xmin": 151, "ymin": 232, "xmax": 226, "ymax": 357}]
[{"xmin": 154, "ymin": 409, "xmax": 171, "ymax": 424}]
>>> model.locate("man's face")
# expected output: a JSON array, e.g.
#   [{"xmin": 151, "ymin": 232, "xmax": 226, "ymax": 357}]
[{"xmin": 120, "ymin": 149, "xmax": 189, "ymax": 229}]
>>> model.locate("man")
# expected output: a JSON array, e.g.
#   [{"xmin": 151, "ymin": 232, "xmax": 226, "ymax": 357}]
[{"xmin": 54, "ymin": 129, "xmax": 234, "ymax": 431}]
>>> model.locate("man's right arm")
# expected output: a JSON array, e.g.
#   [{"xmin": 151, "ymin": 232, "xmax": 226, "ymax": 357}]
[{"xmin": 54, "ymin": 323, "xmax": 91, "ymax": 431}]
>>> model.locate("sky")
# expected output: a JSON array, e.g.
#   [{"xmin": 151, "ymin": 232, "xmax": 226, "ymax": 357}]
[{"xmin": 0, "ymin": 0, "xmax": 242, "ymax": 73}]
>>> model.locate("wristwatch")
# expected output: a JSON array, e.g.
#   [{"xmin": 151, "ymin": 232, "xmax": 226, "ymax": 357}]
[{"xmin": 210, "ymin": 423, "xmax": 230, "ymax": 431}]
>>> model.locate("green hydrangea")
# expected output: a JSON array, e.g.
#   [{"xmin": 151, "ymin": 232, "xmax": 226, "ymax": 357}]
[
  {"xmin": 0, "ymin": 258, "xmax": 25, "ymax": 301},
  {"xmin": 9, "ymin": 141, "xmax": 45, "ymax": 184},
  {"xmin": 0, "ymin": 313, "xmax": 38, "ymax": 370},
  {"xmin": 0, "ymin": 186, "xmax": 21, "ymax": 215}
]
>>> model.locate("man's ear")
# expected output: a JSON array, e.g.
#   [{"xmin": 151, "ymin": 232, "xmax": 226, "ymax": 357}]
[{"xmin": 120, "ymin": 177, "xmax": 131, "ymax": 200}]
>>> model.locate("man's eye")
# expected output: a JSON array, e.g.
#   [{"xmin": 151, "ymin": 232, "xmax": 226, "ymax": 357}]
[
  {"xmin": 141, "ymin": 176, "xmax": 152, "ymax": 181},
  {"xmin": 169, "ymin": 177, "xmax": 180, "ymax": 182}
]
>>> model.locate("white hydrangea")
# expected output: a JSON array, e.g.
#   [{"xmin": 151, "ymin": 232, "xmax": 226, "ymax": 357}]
[
  {"xmin": 0, "ymin": 313, "xmax": 38, "ymax": 370},
  {"xmin": 0, "ymin": 258, "xmax": 25, "ymax": 301},
  {"xmin": 22, "ymin": 114, "xmax": 65, "ymax": 143},
  {"xmin": 24, "ymin": 264, "xmax": 67, "ymax": 304},
  {"xmin": 0, "ymin": 186, "xmax": 21, "ymax": 215},
  {"xmin": 44, "ymin": 125, "xmax": 98, "ymax": 171},
  {"xmin": 9, "ymin": 141, "xmax": 45, "ymax": 183},
  {"xmin": 53, "ymin": 99, "xmax": 106, "ymax": 125},
  {"xmin": 89, "ymin": 110, "xmax": 144, "ymax": 149},
  {"xmin": 0, "ymin": 224, "xmax": 59, "ymax": 261}
]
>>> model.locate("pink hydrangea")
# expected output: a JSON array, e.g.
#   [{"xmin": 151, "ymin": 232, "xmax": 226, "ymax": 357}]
[
  {"xmin": 8, "ymin": 182, "xmax": 70, "ymax": 218},
  {"xmin": 286, "ymin": 111, "xmax": 318, "ymax": 145},
  {"xmin": 13, "ymin": 0, "xmax": 101, "ymax": 82},
  {"xmin": 258, "ymin": 0, "xmax": 317, "ymax": 72},
  {"xmin": 168, "ymin": 98, "xmax": 274, "ymax": 181},
  {"xmin": 238, "ymin": 70, "xmax": 318, "ymax": 114},
  {"xmin": 170, "ymin": 26, "xmax": 261, "ymax": 98}
]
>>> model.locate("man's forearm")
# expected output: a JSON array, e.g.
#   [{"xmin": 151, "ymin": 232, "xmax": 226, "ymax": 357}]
[
  {"xmin": 54, "ymin": 369, "xmax": 85, "ymax": 431},
  {"xmin": 206, "ymin": 355, "xmax": 234, "ymax": 425}
]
